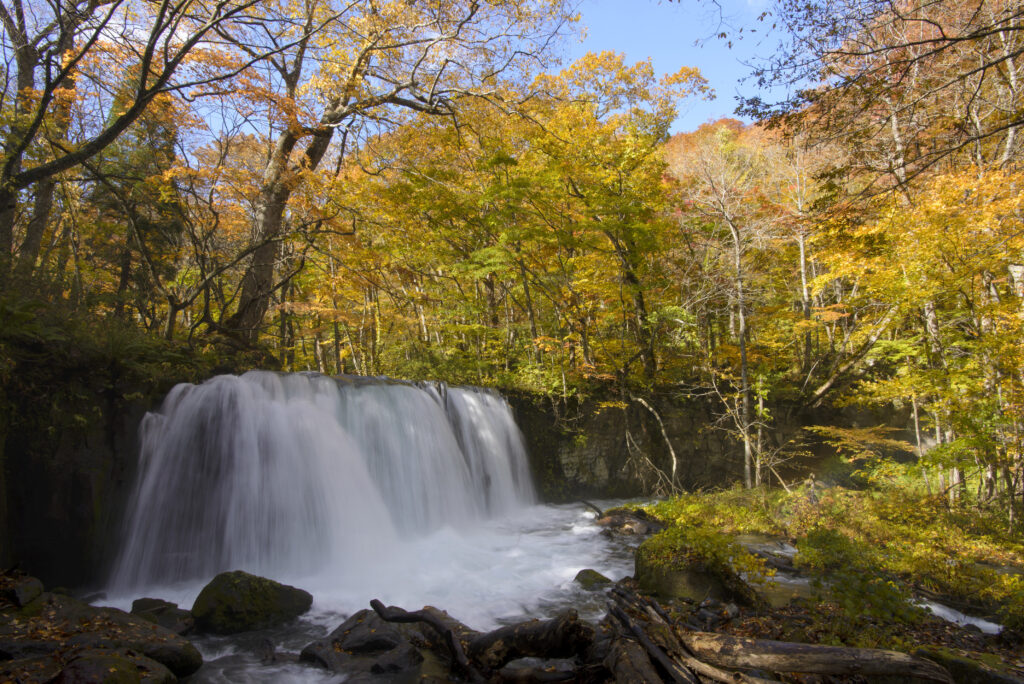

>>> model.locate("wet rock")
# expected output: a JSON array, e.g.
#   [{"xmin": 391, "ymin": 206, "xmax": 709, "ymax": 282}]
[
  {"xmin": 131, "ymin": 598, "xmax": 194, "ymax": 635},
  {"xmin": 2, "ymin": 575, "xmax": 43, "ymax": 607},
  {"xmin": 191, "ymin": 570, "xmax": 312, "ymax": 635},
  {"xmin": 596, "ymin": 507, "xmax": 666, "ymax": 536},
  {"xmin": 52, "ymin": 649, "xmax": 176, "ymax": 683},
  {"xmin": 300, "ymin": 609, "xmax": 424, "ymax": 678},
  {"xmin": 574, "ymin": 569, "xmax": 612, "ymax": 590},
  {"xmin": 255, "ymin": 637, "xmax": 277, "ymax": 665},
  {"xmin": 0, "ymin": 591, "xmax": 202, "ymax": 679}
]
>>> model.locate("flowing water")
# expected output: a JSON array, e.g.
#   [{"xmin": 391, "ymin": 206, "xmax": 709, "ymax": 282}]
[
  {"xmin": 104, "ymin": 370, "xmax": 997, "ymax": 681},
  {"xmin": 106, "ymin": 371, "xmax": 637, "ymax": 681}
]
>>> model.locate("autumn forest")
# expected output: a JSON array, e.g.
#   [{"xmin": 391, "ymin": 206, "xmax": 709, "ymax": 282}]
[{"xmin": 2, "ymin": 0, "xmax": 1024, "ymax": 521}]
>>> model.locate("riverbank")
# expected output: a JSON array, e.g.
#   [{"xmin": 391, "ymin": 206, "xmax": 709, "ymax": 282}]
[
  {"xmin": 631, "ymin": 482, "xmax": 1024, "ymax": 680},
  {"xmin": 3, "ymin": 494, "xmax": 1023, "ymax": 682}
]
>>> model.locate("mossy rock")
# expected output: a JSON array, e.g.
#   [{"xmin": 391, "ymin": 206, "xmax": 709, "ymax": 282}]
[
  {"xmin": 635, "ymin": 529, "xmax": 764, "ymax": 608},
  {"xmin": 191, "ymin": 570, "xmax": 312, "ymax": 635},
  {"xmin": 574, "ymin": 569, "xmax": 612, "ymax": 590},
  {"xmin": 635, "ymin": 540, "xmax": 729, "ymax": 602}
]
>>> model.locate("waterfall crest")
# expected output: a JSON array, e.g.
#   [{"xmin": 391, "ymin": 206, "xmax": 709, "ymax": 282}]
[{"xmin": 110, "ymin": 371, "xmax": 535, "ymax": 591}]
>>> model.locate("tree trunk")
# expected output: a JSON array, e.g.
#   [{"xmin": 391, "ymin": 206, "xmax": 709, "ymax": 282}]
[
  {"xmin": 604, "ymin": 230, "xmax": 656, "ymax": 378},
  {"xmin": 516, "ymin": 254, "xmax": 541, "ymax": 363},
  {"xmin": 225, "ymin": 129, "xmax": 333, "ymax": 343},
  {"xmin": 730, "ymin": 223, "xmax": 754, "ymax": 489},
  {"xmin": 0, "ymin": 187, "xmax": 17, "ymax": 280},
  {"xmin": 13, "ymin": 178, "xmax": 58, "ymax": 281}
]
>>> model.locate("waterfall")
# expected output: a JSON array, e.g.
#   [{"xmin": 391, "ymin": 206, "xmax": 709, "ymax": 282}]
[{"xmin": 110, "ymin": 371, "xmax": 535, "ymax": 591}]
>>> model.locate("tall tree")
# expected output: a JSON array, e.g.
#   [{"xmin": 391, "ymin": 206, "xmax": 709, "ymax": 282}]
[
  {"xmin": 745, "ymin": 0, "xmax": 1024, "ymax": 188},
  {"xmin": 0, "ymin": 0, "xmax": 280, "ymax": 281},
  {"xmin": 218, "ymin": 0, "xmax": 576, "ymax": 343}
]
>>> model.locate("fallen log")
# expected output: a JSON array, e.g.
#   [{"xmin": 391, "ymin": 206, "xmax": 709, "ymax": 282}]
[
  {"xmin": 605, "ymin": 635, "xmax": 663, "ymax": 683},
  {"xmin": 679, "ymin": 632, "xmax": 954, "ymax": 683},
  {"xmin": 369, "ymin": 599, "xmax": 485, "ymax": 683},
  {"xmin": 608, "ymin": 604, "xmax": 699, "ymax": 684},
  {"xmin": 466, "ymin": 609, "xmax": 594, "ymax": 670},
  {"xmin": 609, "ymin": 593, "xmax": 775, "ymax": 684}
]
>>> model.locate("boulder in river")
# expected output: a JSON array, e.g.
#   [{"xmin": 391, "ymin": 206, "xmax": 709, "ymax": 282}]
[
  {"xmin": 191, "ymin": 570, "xmax": 312, "ymax": 635},
  {"xmin": 2, "ymin": 574, "xmax": 43, "ymax": 607},
  {"xmin": 300, "ymin": 608, "xmax": 425, "ymax": 678},
  {"xmin": 574, "ymin": 568, "xmax": 612, "ymax": 590},
  {"xmin": 131, "ymin": 598, "xmax": 194, "ymax": 635}
]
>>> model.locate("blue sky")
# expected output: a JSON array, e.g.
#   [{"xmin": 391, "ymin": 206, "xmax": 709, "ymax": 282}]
[{"xmin": 563, "ymin": 0, "xmax": 783, "ymax": 133}]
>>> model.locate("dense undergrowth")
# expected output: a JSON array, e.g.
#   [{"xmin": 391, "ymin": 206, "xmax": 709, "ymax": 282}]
[{"xmin": 645, "ymin": 473, "xmax": 1024, "ymax": 648}]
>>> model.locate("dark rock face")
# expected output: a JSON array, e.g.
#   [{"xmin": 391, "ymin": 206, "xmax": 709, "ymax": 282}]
[
  {"xmin": 507, "ymin": 391, "xmax": 757, "ymax": 500},
  {"xmin": 0, "ymin": 578, "xmax": 202, "ymax": 680},
  {"xmin": 300, "ymin": 609, "xmax": 425, "ymax": 680},
  {"xmin": 507, "ymin": 390, "xmax": 912, "ymax": 501},
  {"xmin": 190, "ymin": 570, "xmax": 312, "ymax": 635},
  {"xmin": 131, "ymin": 598, "xmax": 194, "ymax": 635},
  {"xmin": 0, "ymin": 379, "xmax": 155, "ymax": 588}
]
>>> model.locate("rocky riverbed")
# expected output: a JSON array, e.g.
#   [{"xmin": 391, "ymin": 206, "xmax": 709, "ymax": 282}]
[{"xmin": 3, "ymin": 503, "xmax": 1023, "ymax": 682}]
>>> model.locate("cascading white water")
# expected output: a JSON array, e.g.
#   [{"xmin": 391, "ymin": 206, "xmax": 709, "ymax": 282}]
[{"xmin": 109, "ymin": 371, "xmax": 535, "ymax": 592}]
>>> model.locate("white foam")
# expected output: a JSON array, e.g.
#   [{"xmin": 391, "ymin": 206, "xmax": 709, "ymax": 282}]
[{"xmin": 104, "ymin": 503, "xmax": 634, "ymax": 632}]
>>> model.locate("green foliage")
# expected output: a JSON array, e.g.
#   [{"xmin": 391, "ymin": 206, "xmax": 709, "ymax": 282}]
[
  {"xmin": 648, "ymin": 484, "xmax": 1024, "ymax": 643},
  {"xmin": 649, "ymin": 485, "xmax": 787, "ymax": 536},
  {"xmin": 797, "ymin": 527, "xmax": 925, "ymax": 631}
]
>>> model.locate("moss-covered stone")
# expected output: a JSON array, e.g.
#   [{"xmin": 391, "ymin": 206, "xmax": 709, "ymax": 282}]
[
  {"xmin": 191, "ymin": 570, "xmax": 312, "ymax": 635},
  {"xmin": 635, "ymin": 528, "xmax": 765, "ymax": 607},
  {"xmin": 574, "ymin": 569, "xmax": 612, "ymax": 590}
]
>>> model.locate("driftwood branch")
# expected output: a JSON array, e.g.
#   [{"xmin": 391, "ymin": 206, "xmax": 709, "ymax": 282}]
[{"xmin": 369, "ymin": 598, "xmax": 485, "ymax": 683}]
